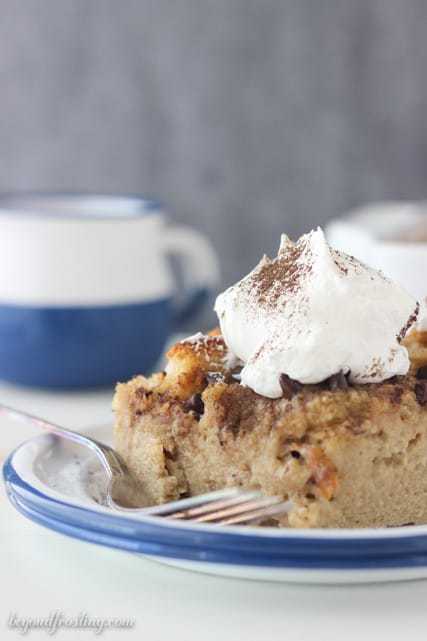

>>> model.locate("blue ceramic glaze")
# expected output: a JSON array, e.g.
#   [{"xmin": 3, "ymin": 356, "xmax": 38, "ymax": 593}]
[{"xmin": 0, "ymin": 299, "xmax": 172, "ymax": 387}]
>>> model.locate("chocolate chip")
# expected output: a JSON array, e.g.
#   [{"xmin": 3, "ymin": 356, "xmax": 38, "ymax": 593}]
[
  {"xmin": 206, "ymin": 371, "xmax": 226, "ymax": 385},
  {"xmin": 163, "ymin": 448, "xmax": 177, "ymax": 462},
  {"xmin": 279, "ymin": 373, "xmax": 302, "ymax": 400},
  {"xmin": 135, "ymin": 387, "xmax": 152, "ymax": 399},
  {"xmin": 184, "ymin": 393, "xmax": 205, "ymax": 417},
  {"xmin": 326, "ymin": 370, "xmax": 349, "ymax": 391},
  {"xmin": 416, "ymin": 366, "xmax": 427, "ymax": 380},
  {"xmin": 415, "ymin": 381, "xmax": 427, "ymax": 406},
  {"xmin": 387, "ymin": 376, "xmax": 399, "ymax": 384},
  {"xmin": 290, "ymin": 450, "xmax": 301, "ymax": 459},
  {"xmin": 390, "ymin": 385, "xmax": 403, "ymax": 405}
]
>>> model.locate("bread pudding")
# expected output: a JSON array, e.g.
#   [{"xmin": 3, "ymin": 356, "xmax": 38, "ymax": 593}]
[{"xmin": 113, "ymin": 229, "xmax": 427, "ymax": 528}]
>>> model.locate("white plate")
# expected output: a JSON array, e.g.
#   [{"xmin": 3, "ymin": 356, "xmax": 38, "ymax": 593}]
[{"xmin": 5, "ymin": 423, "xmax": 427, "ymax": 584}]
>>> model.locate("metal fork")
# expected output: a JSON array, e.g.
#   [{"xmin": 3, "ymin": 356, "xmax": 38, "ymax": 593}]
[
  {"xmin": 1, "ymin": 403, "xmax": 292, "ymax": 525},
  {"xmin": 144, "ymin": 488, "xmax": 292, "ymax": 525}
]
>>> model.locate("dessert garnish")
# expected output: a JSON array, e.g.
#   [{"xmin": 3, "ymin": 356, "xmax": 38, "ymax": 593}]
[
  {"xmin": 415, "ymin": 382, "xmax": 427, "ymax": 406},
  {"xmin": 215, "ymin": 228, "xmax": 418, "ymax": 398},
  {"xmin": 184, "ymin": 393, "xmax": 205, "ymax": 418},
  {"xmin": 416, "ymin": 366, "xmax": 427, "ymax": 380},
  {"xmin": 326, "ymin": 370, "xmax": 350, "ymax": 391},
  {"xmin": 278, "ymin": 373, "xmax": 302, "ymax": 399}
]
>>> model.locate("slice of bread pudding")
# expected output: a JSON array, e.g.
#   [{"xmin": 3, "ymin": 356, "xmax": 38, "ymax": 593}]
[{"xmin": 113, "ymin": 330, "xmax": 427, "ymax": 528}]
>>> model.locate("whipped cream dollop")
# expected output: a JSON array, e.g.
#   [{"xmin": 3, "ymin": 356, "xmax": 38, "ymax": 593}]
[{"xmin": 214, "ymin": 228, "xmax": 418, "ymax": 398}]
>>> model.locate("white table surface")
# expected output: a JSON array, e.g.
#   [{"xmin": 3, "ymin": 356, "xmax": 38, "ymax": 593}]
[{"xmin": 1, "ymin": 381, "xmax": 427, "ymax": 641}]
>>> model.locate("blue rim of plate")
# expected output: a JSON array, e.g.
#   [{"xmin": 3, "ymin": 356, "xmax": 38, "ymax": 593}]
[{"xmin": 5, "ymin": 439, "xmax": 427, "ymax": 570}]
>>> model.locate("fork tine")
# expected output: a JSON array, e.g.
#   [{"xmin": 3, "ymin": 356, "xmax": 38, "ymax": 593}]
[
  {"xmin": 170, "ymin": 491, "xmax": 262, "ymax": 520},
  {"xmin": 218, "ymin": 500, "xmax": 292, "ymax": 525},
  {"xmin": 143, "ymin": 487, "xmax": 292, "ymax": 527},
  {"xmin": 144, "ymin": 488, "xmax": 250, "ymax": 516},
  {"xmin": 191, "ymin": 496, "xmax": 283, "ymax": 523}
]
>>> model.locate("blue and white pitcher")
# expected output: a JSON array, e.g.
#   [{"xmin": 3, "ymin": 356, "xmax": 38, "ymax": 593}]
[{"xmin": 0, "ymin": 193, "xmax": 219, "ymax": 387}]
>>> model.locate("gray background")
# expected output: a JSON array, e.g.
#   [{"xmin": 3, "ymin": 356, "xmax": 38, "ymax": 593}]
[{"xmin": 2, "ymin": 0, "xmax": 427, "ymax": 291}]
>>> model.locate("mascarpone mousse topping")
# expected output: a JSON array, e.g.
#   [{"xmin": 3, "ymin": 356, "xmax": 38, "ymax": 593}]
[{"xmin": 214, "ymin": 227, "xmax": 419, "ymax": 399}]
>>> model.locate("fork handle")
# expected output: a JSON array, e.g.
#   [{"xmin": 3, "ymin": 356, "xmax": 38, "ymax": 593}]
[
  {"xmin": 0, "ymin": 402, "xmax": 89, "ymax": 444},
  {"xmin": 0, "ymin": 402, "xmax": 122, "ymax": 476}
]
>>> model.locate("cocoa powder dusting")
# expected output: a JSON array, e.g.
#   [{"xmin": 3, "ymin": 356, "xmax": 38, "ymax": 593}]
[
  {"xmin": 252, "ymin": 239, "xmax": 312, "ymax": 307},
  {"xmin": 397, "ymin": 302, "xmax": 419, "ymax": 343},
  {"xmin": 333, "ymin": 259, "xmax": 348, "ymax": 275}
]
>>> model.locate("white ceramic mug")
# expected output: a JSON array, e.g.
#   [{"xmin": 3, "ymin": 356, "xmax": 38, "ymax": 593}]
[
  {"xmin": 326, "ymin": 201, "xmax": 427, "ymax": 300},
  {"xmin": 0, "ymin": 193, "xmax": 219, "ymax": 387}
]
